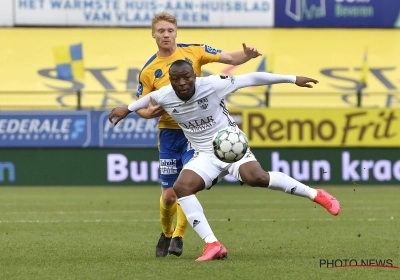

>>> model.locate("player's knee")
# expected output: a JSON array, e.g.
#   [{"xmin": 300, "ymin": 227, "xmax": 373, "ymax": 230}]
[
  {"xmin": 162, "ymin": 188, "xmax": 177, "ymax": 206},
  {"xmin": 246, "ymin": 171, "xmax": 270, "ymax": 187},
  {"xmin": 173, "ymin": 181, "xmax": 193, "ymax": 198}
]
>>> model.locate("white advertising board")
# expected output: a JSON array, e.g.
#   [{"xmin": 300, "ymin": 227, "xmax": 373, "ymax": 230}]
[
  {"xmin": 0, "ymin": 0, "xmax": 13, "ymax": 26},
  {"xmin": 14, "ymin": 0, "xmax": 274, "ymax": 27}
]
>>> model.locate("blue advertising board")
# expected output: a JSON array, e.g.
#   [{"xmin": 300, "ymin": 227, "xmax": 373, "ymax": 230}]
[
  {"xmin": 0, "ymin": 111, "xmax": 158, "ymax": 147},
  {"xmin": 96, "ymin": 111, "xmax": 158, "ymax": 147},
  {"xmin": 275, "ymin": 0, "xmax": 400, "ymax": 28}
]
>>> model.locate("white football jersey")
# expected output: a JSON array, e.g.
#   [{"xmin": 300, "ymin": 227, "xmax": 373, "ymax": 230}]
[
  {"xmin": 128, "ymin": 72, "xmax": 295, "ymax": 153},
  {"xmin": 153, "ymin": 75, "xmax": 237, "ymax": 153}
]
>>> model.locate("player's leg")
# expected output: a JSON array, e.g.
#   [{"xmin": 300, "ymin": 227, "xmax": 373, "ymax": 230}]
[
  {"xmin": 156, "ymin": 187, "xmax": 177, "ymax": 257},
  {"xmin": 168, "ymin": 141, "xmax": 194, "ymax": 256},
  {"xmin": 156, "ymin": 130, "xmax": 182, "ymax": 257},
  {"xmin": 230, "ymin": 149, "xmax": 340, "ymax": 215},
  {"xmin": 175, "ymin": 152, "xmax": 228, "ymax": 262}
]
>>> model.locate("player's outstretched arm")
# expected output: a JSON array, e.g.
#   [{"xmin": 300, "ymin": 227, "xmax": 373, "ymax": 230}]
[
  {"xmin": 227, "ymin": 72, "xmax": 296, "ymax": 92},
  {"xmin": 214, "ymin": 72, "xmax": 319, "ymax": 99},
  {"xmin": 219, "ymin": 43, "xmax": 262, "ymax": 65},
  {"xmin": 295, "ymin": 76, "xmax": 319, "ymax": 88}
]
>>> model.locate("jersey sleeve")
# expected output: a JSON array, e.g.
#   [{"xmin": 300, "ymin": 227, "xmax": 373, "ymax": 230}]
[
  {"xmin": 135, "ymin": 70, "xmax": 153, "ymax": 99},
  {"xmin": 208, "ymin": 75, "xmax": 239, "ymax": 99},
  {"xmin": 210, "ymin": 73, "xmax": 297, "ymax": 99},
  {"xmin": 128, "ymin": 90, "xmax": 159, "ymax": 112},
  {"xmin": 196, "ymin": 44, "xmax": 222, "ymax": 65}
]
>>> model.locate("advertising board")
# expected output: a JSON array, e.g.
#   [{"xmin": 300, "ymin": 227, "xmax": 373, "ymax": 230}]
[
  {"xmin": 237, "ymin": 108, "xmax": 400, "ymax": 147},
  {"xmin": 14, "ymin": 0, "xmax": 274, "ymax": 27},
  {"xmin": 1, "ymin": 148, "xmax": 399, "ymax": 186},
  {"xmin": 0, "ymin": 0, "xmax": 13, "ymax": 26},
  {"xmin": 1, "ymin": 28, "xmax": 400, "ymax": 109},
  {"xmin": 2, "ymin": 108, "xmax": 400, "ymax": 148},
  {"xmin": 0, "ymin": 111, "xmax": 158, "ymax": 147},
  {"xmin": 275, "ymin": 0, "xmax": 400, "ymax": 27}
]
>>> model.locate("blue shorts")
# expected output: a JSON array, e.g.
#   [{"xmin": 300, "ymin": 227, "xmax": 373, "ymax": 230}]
[{"xmin": 159, "ymin": 129, "xmax": 194, "ymax": 188}]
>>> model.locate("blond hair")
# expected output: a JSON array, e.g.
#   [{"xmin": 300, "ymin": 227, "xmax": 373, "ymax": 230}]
[{"xmin": 152, "ymin": 12, "xmax": 177, "ymax": 31}]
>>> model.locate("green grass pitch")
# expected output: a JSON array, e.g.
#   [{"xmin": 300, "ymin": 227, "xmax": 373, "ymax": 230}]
[{"xmin": 0, "ymin": 186, "xmax": 399, "ymax": 280}]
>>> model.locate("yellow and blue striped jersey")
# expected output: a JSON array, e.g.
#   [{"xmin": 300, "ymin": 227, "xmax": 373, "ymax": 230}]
[{"xmin": 136, "ymin": 44, "xmax": 222, "ymax": 129}]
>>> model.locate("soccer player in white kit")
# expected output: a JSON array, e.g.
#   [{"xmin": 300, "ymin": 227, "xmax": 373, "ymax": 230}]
[{"xmin": 109, "ymin": 60, "xmax": 341, "ymax": 262}]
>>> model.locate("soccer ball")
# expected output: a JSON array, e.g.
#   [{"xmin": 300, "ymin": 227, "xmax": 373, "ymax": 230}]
[{"xmin": 212, "ymin": 126, "xmax": 248, "ymax": 163}]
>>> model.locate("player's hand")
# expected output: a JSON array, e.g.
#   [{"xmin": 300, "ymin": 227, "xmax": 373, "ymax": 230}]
[
  {"xmin": 136, "ymin": 97, "xmax": 165, "ymax": 119},
  {"xmin": 242, "ymin": 43, "xmax": 262, "ymax": 58},
  {"xmin": 108, "ymin": 106, "xmax": 131, "ymax": 126},
  {"xmin": 146, "ymin": 97, "xmax": 166, "ymax": 117},
  {"xmin": 295, "ymin": 76, "xmax": 319, "ymax": 88}
]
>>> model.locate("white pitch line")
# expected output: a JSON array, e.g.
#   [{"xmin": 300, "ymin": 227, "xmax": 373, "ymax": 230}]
[
  {"xmin": 0, "ymin": 207, "xmax": 393, "ymax": 215},
  {"xmin": 0, "ymin": 218, "xmax": 396, "ymax": 223},
  {"xmin": 2, "ymin": 210, "xmax": 153, "ymax": 214}
]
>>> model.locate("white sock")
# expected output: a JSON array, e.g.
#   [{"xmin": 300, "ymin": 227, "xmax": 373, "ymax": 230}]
[
  {"xmin": 268, "ymin": 171, "xmax": 317, "ymax": 200},
  {"xmin": 178, "ymin": 194, "xmax": 216, "ymax": 241},
  {"xmin": 204, "ymin": 234, "xmax": 218, "ymax": 243}
]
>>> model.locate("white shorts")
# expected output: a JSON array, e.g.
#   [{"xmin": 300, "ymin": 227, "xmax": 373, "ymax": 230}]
[{"xmin": 183, "ymin": 148, "xmax": 257, "ymax": 189}]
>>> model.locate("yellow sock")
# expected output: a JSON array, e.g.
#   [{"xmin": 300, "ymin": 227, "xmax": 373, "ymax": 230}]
[
  {"xmin": 160, "ymin": 196, "xmax": 176, "ymax": 238},
  {"xmin": 173, "ymin": 193, "xmax": 198, "ymax": 239}
]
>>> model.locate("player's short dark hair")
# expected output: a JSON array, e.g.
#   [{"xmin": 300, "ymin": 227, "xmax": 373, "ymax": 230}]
[
  {"xmin": 169, "ymin": 60, "xmax": 194, "ymax": 77},
  {"xmin": 170, "ymin": 59, "xmax": 192, "ymax": 70}
]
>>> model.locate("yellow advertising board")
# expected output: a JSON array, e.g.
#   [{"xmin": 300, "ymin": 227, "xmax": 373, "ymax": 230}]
[
  {"xmin": 0, "ymin": 28, "xmax": 400, "ymax": 109},
  {"xmin": 234, "ymin": 108, "xmax": 400, "ymax": 147}
]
